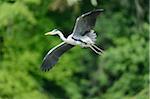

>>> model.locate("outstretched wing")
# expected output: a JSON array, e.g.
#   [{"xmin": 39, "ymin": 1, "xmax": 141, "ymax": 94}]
[
  {"xmin": 72, "ymin": 9, "xmax": 104, "ymax": 37},
  {"xmin": 41, "ymin": 42, "xmax": 74, "ymax": 71}
]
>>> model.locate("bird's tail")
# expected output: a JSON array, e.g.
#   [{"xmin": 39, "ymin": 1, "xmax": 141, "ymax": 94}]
[{"xmin": 89, "ymin": 44, "xmax": 104, "ymax": 55}]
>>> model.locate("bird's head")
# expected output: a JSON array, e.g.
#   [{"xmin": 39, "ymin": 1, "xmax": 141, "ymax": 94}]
[{"xmin": 45, "ymin": 29, "xmax": 61, "ymax": 36}]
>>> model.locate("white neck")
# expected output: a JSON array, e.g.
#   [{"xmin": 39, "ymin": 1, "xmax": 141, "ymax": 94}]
[{"xmin": 57, "ymin": 32, "xmax": 67, "ymax": 42}]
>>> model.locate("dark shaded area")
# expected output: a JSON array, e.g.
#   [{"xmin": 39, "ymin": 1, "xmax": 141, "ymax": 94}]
[
  {"xmin": 42, "ymin": 79, "xmax": 69, "ymax": 99},
  {"xmin": 0, "ymin": 36, "xmax": 4, "ymax": 60}
]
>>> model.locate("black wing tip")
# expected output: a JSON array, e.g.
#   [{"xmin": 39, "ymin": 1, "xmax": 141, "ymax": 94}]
[
  {"xmin": 40, "ymin": 66, "xmax": 53, "ymax": 72},
  {"xmin": 40, "ymin": 63, "xmax": 54, "ymax": 72},
  {"xmin": 81, "ymin": 9, "xmax": 104, "ymax": 17}
]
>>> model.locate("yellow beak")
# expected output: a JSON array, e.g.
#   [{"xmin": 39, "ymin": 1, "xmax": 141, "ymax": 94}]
[{"xmin": 44, "ymin": 32, "xmax": 52, "ymax": 35}]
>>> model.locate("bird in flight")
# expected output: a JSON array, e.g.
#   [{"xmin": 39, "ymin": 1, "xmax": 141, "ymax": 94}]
[{"xmin": 41, "ymin": 9, "xmax": 104, "ymax": 71}]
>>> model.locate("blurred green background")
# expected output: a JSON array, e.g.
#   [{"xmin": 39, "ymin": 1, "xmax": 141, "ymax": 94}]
[{"xmin": 0, "ymin": 0, "xmax": 149, "ymax": 99}]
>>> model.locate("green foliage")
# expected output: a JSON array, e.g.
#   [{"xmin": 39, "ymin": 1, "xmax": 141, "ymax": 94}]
[
  {"xmin": 0, "ymin": 2, "xmax": 36, "ymax": 27},
  {"xmin": 0, "ymin": 0, "xmax": 149, "ymax": 99},
  {"xmin": 96, "ymin": 34, "xmax": 148, "ymax": 99}
]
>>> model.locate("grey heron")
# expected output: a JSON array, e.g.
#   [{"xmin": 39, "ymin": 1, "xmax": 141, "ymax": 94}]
[{"xmin": 41, "ymin": 9, "xmax": 104, "ymax": 71}]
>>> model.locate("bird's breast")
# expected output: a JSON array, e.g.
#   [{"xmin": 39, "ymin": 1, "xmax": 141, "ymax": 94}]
[
  {"xmin": 66, "ymin": 35, "xmax": 94, "ymax": 46},
  {"xmin": 66, "ymin": 35, "xmax": 79, "ymax": 45}
]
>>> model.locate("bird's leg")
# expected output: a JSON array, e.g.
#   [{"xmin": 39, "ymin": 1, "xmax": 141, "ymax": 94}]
[
  {"xmin": 92, "ymin": 44, "xmax": 104, "ymax": 53},
  {"xmin": 89, "ymin": 46, "xmax": 102, "ymax": 55}
]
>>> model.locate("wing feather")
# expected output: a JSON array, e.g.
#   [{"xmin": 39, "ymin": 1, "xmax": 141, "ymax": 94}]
[
  {"xmin": 72, "ymin": 9, "xmax": 104, "ymax": 37},
  {"xmin": 41, "ymin": 42, "xmax": 74, "ymax": 71}
]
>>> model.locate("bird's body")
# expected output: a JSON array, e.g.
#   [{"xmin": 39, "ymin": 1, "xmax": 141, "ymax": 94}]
[
  {"xmin": 41, "ymin": 9, "xmax": 104, "ymax": 71},
  {"xmin": 67, "ymin": 30, "xmax": 96, "ymax": 47}
]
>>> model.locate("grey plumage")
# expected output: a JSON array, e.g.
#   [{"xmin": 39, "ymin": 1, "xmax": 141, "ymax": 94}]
[
  {"xmin": 41, "ymin": 42, "xmax": 74, "ymax": 71},
  {"xmin": 72, "ymin": 9, "xmax": 104, "ymax": 37},
  {"xmin": 87, "ymin": 30, "xmax": 97, "ymax": 42}
]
